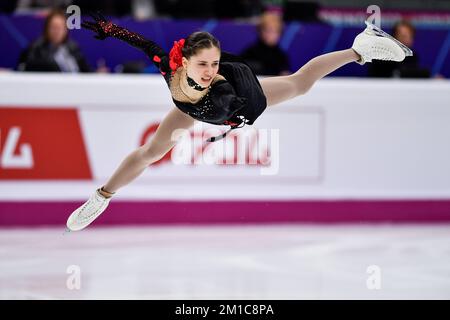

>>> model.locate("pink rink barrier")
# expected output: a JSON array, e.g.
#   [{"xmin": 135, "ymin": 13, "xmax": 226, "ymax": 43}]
[{"xmin": 1, "ymin": 200, "xmax": 450, "ymax": 226}]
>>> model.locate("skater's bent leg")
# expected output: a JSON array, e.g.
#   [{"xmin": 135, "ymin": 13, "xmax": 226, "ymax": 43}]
[
  {"xmin": 260, "ymin": 49, "xmax": 360, "ymax": 106},
  {"xmin": 101, "ymin": 107, "xmax": 195, "ymax": 195}
]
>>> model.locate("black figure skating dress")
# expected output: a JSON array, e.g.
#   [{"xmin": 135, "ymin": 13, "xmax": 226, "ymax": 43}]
[{"xmin": 82, "ymin": 14, "xmax": 267, "ymax": 142}]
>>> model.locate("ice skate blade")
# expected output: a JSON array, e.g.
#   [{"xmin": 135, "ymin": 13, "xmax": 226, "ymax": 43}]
[{"xmin": 364, "ymin": 20, "xmax": 413, "ymax": 57}]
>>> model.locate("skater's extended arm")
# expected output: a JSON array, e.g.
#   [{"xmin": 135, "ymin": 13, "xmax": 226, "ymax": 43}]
[{"xmin": 82, "ymin": 12, "xmax": 169, "ymax": 73}]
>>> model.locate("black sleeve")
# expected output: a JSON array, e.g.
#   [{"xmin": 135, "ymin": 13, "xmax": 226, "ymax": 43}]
[
  {"xmin": 82, "ymin": 16, "xmax": 170, "ymax": 75},
  {"xmin": 208, "ymin": 80, "xmax": 247, "ymax": 124},
  {"xmin": 104, "ymin": 23, "xmax": 172, "ymax": 81}
]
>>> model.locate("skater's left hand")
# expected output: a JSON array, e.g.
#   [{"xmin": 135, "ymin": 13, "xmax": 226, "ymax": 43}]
[{"xmin": 81, "ymin": 12, "xmax": 112, "ymax": 40}]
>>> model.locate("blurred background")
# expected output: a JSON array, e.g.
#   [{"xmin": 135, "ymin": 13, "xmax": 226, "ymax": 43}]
[
  {"xmin": 1, "ymin": 0, "xmax": 450, "ymax": 299},
  {"xmin": 1, "ymin": 0, "xmax": 449, "ymax": 77}
]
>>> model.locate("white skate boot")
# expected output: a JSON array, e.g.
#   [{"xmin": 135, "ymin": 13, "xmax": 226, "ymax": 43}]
[
  {"xmin": 66, "ymin": 189, "xmax": 111, "ymax": 231},
  {"xmin": 352, "ymin": 20, "xmax": 413, "ymax": 65}
]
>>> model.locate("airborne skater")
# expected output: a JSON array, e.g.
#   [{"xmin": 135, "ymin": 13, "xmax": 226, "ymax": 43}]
[{"xmin": 66, "ymin": 13, "xmax": 412, "ymax": 231}]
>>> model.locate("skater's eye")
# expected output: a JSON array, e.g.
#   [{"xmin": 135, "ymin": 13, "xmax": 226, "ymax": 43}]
[{"xmin": 198, "ymin": 62, "xmax": 219, "ymax": 67}]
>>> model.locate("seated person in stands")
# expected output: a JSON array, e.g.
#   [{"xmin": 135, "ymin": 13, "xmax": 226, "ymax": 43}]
[
  {"xmin": 368, "ymin": 19, "xmax": 430, "ymax": 78},
  {"xmin": 240, "ymin": 11, "xmax": 291, "ymax": 76},
  {"xmin": 17, "ymin": 9, "xmax": 91, "ymax": 72}
]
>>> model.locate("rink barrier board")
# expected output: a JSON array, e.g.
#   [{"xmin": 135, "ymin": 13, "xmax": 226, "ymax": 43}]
[
  {"xmin": 1, "ymin": 75, "xmax": 450, "ymax": 224},
  {"xmin": 1, "ymin": 200, "xmax": 450, "ymax": 226}
]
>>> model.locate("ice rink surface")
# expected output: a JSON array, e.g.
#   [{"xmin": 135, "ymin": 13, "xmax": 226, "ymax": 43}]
[{"xmin": 1, "ymin": 224, "xmax": 449, "ymax": 299}]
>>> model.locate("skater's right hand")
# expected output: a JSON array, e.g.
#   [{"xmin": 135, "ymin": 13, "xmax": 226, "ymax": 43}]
[{"xmin": 81, "ymin": 12, "xmax": 112, "ymax": 40}]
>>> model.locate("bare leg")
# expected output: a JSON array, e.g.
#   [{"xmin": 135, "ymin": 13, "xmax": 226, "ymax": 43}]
[
  {"xmin": 100, "ymin": 107, "xmax": 195, "ymax": 196},
  {"xmin": 260, "ymin": 49, "xmax": 360, "ymax": 106}
]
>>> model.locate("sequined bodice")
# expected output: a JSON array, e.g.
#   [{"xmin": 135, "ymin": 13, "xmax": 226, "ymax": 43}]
[{"xmin": 91, "ymin": 21, "xmax": 249, "ymax": 128}]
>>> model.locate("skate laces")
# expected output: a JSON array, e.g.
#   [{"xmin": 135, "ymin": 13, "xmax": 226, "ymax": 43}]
[
  {"xmin": 360, "ymin": 30, "xmax": 399, "ymax": 61},
  {"xmin": 76, "ymin": 192, "xmax": 108, "ymax": 223},
  {"xmin": 369, "ymin": 44, "xmax": 397, "ymax": 61}
]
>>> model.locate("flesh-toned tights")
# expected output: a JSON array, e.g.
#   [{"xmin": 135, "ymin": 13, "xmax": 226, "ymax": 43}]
[{"xmin": 100, "ymin": 49, "xmax": 359, "ymax": 196}]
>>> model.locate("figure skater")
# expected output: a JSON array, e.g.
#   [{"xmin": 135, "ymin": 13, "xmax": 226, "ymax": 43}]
[{"xmin": 66, "ymin": 13, "xmax": 412, "ymax": 231}]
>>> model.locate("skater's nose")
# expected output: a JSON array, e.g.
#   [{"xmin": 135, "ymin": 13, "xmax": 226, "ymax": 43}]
[{"xmin": 205, "ymin": 66, "xmax": 214, "ymax": 76}]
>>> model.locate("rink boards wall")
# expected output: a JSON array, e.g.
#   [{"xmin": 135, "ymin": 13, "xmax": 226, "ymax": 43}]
[{"xmin": 1, "ymin": 74, "xmax": 450, "ymax": 225}]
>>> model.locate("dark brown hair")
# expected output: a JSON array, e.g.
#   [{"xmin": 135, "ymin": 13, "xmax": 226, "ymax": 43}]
[
  {"xmin": 43, "ymin": 9, "xmax": 68, "ymax": 43},
  {"xmin": 182, "ymin": 31, "xmax": 220, "ymax": 59}
]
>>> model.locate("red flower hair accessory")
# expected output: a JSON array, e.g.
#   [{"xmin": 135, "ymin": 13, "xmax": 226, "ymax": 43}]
[{"xmin": 169, "ymin": 38, "xmax": 185, "ymax": 72}]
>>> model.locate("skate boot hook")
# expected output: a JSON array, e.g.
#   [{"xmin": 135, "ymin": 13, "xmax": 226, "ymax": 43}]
[{"xmin": 364, "ymin": 20, "xmax": 413, "ymax": 57}]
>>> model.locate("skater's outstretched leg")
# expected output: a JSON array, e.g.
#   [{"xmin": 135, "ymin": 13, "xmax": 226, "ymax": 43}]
[
  {"xmin": 260, "ymin": 22, "xmax": 409, "ymax": 106},
  {"xmin": 66, "ymin": 107, "xmax": 195, "ymax": 231},
  {"xmin": 102, "ymin": 107, "xmax": 195, "ymax": 194},
  {"xmin": 260, "ymin": 49, "xmax": 359, "ymax": 106}
]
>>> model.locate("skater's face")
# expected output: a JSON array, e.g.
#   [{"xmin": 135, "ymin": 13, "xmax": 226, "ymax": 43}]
[{"xmin": 182, "ymin": 47, "xmax": 221, "ymax": 88}]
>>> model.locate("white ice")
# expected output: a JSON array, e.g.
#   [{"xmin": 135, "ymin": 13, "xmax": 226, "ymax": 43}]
[{"xmin": 1, "ymin": 224, "xmax": 449, "ymax": 299}]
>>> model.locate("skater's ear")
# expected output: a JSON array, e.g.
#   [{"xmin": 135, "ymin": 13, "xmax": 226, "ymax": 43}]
[{"xmin": 182, "ymin": 56, "xmax": 189, "ymax": 69}]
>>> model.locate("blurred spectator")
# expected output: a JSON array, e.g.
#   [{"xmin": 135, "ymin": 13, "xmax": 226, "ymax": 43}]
[
  {"xmin": 240, "ymin": 11, "xmax": 290, "ymax": 76},
  {"xmin": 368, "ymin": 20, "xmax": 430, "ymax": 78},
  {"xmin": 17, "ymin": 9, "xmax": 91, "ymax": 72}
]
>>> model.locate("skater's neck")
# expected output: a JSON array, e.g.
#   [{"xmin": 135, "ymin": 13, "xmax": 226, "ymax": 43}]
[{"xmin": 180, "ymin": 67, "xmax": 210, "ymax": 102}]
